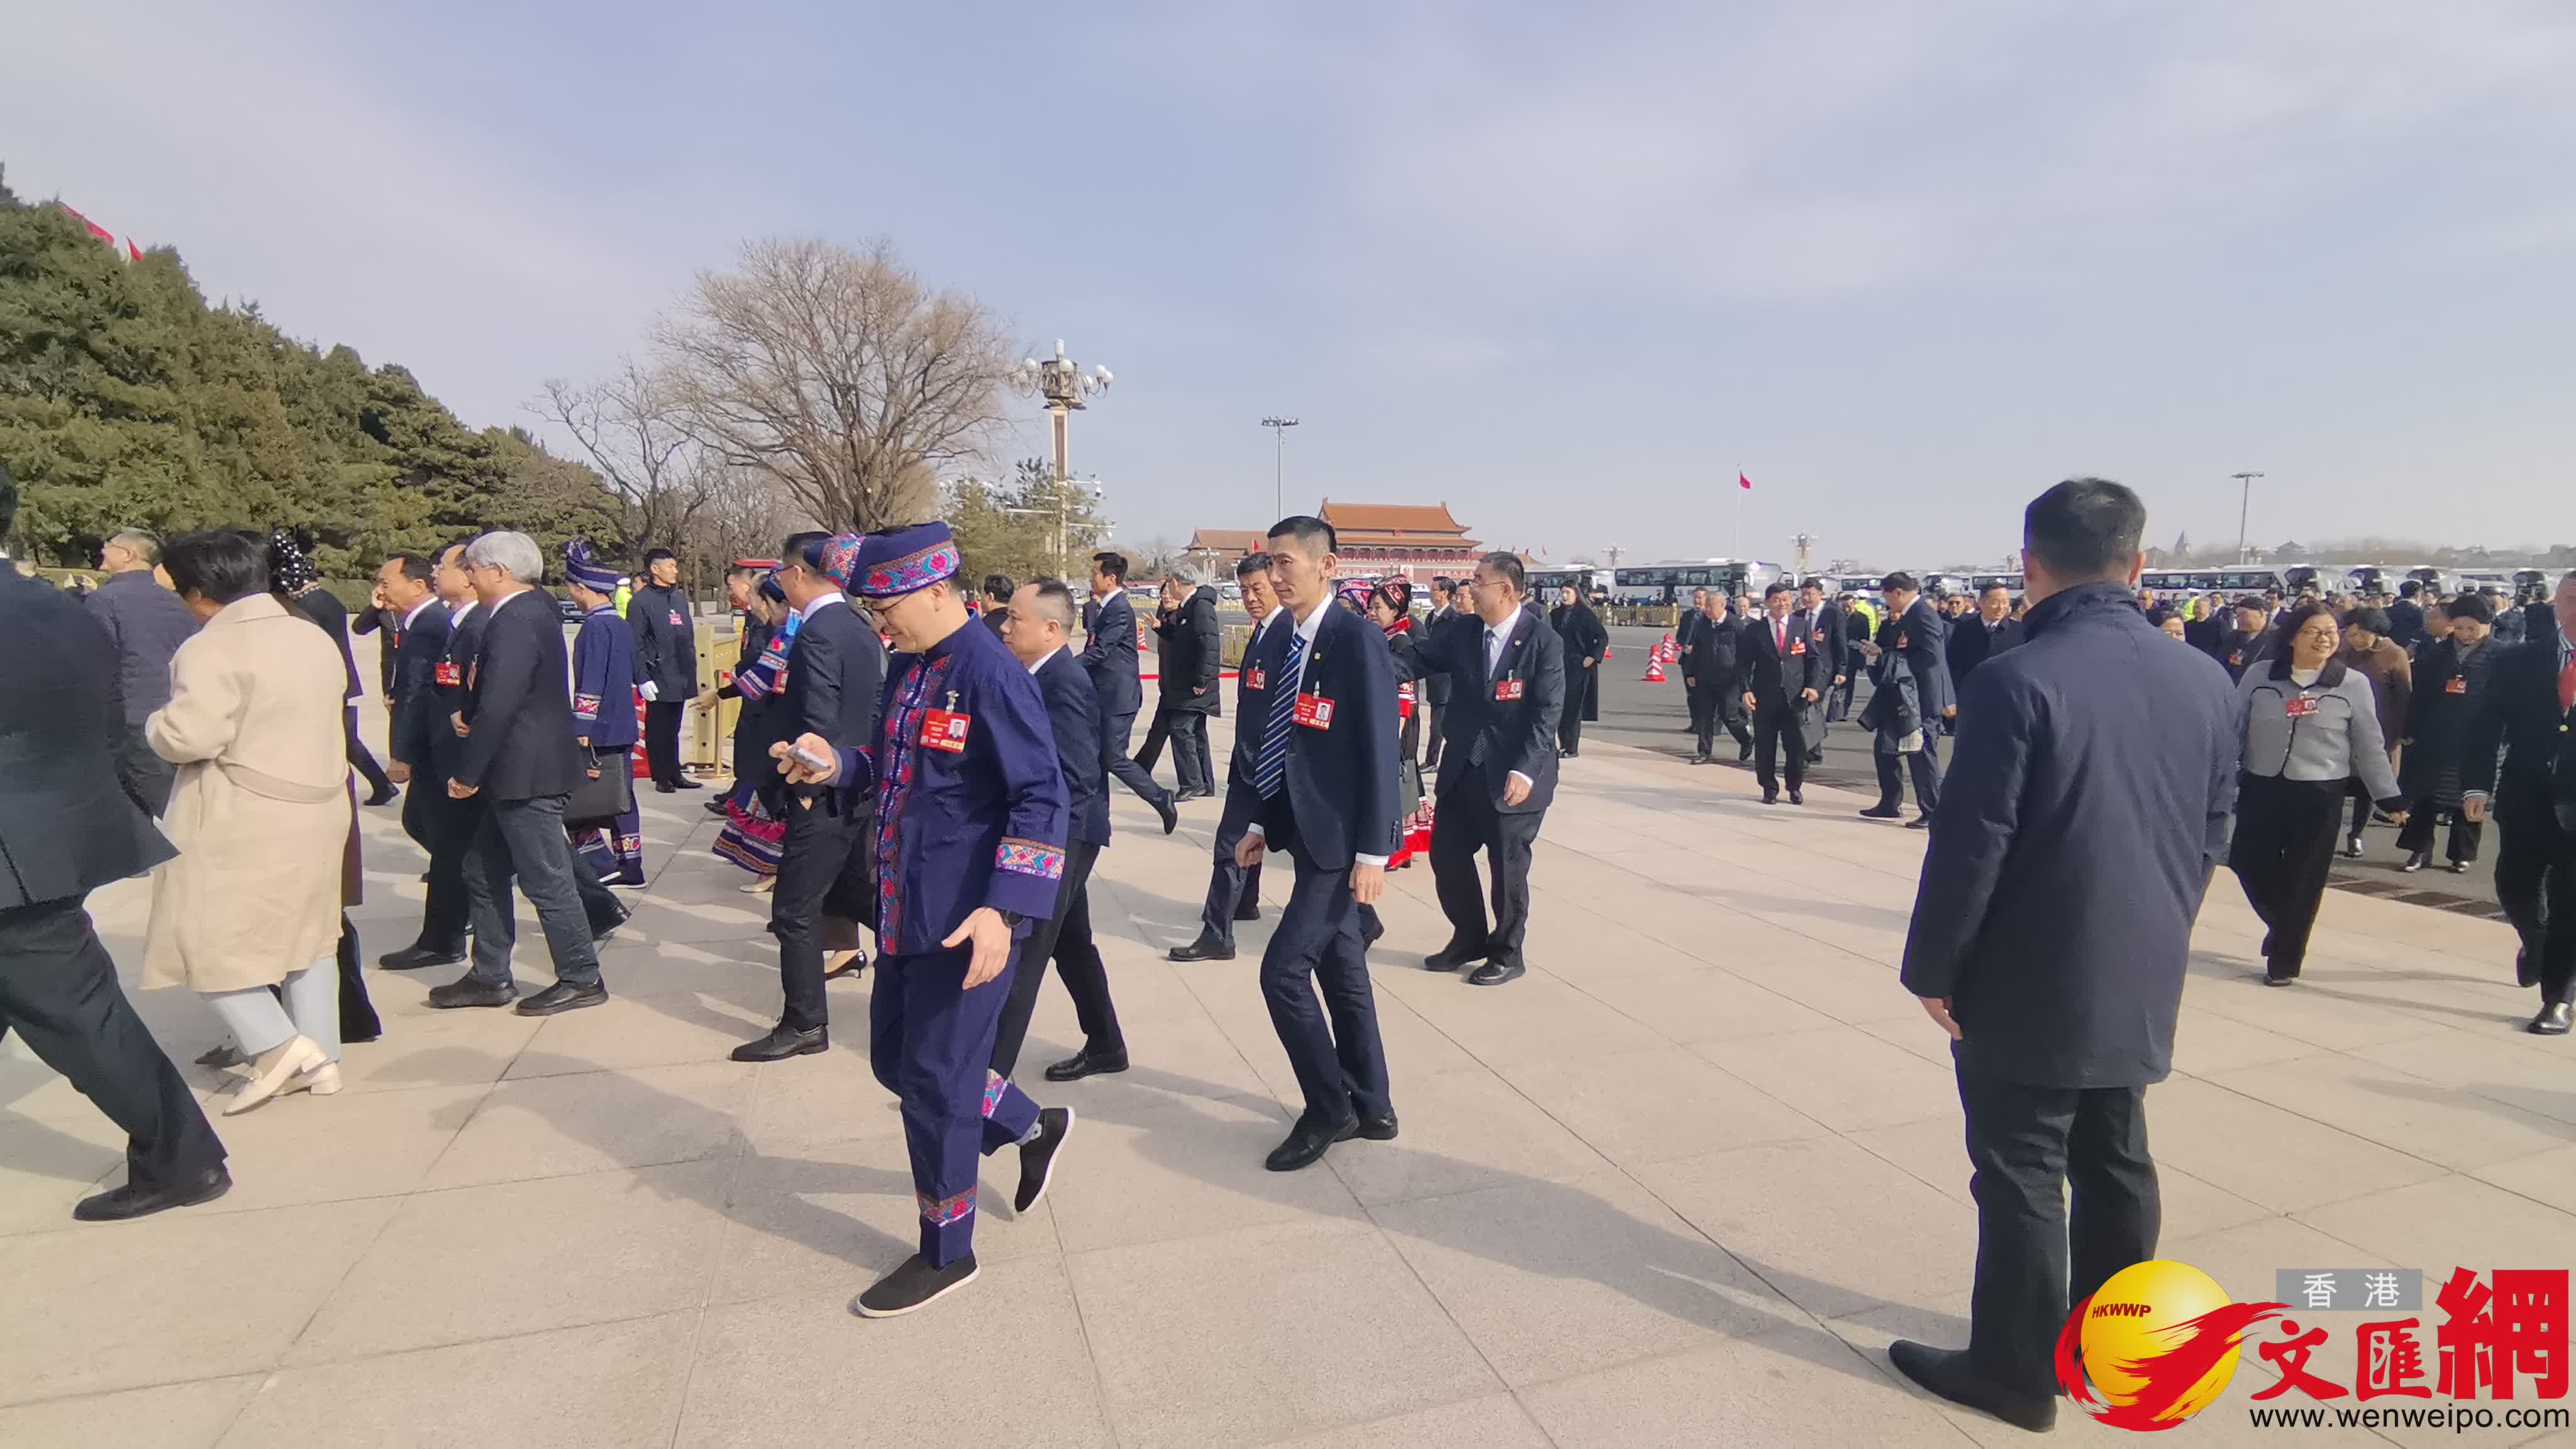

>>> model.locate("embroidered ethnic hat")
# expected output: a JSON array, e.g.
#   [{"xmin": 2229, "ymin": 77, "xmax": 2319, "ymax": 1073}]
[
  {"xmin": 563, "ymin": 540, "xmax": 622, "ymax": 594},
  {"xmin": 847, "ymin": 521, "xmax": 961, "ymax": 600}
]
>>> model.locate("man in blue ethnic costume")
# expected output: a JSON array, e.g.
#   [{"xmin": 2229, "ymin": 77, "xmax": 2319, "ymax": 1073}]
[
  {"xmin": 774, "ymin": 521, "xmax": 1075, "ymax": 1318},
  {"xmin": 562, "ymin": 542, "xmax": 646, "ymax": 887}
]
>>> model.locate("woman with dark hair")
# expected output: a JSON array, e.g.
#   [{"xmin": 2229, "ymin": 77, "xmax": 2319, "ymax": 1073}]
[
  {"xmin": 2229, "ymin": 602, "xmax": 2406, "ymax": 985},
  {"xmin": 146, "ymin": 530, "xmax": 358, "ymax": 1110},
  {"xmin": 1548, "ymin": 584, "xmax": 1607, "ymax": 758},
  {"xmin": 267, "ymin": 528, "xmax": 397, "ymax": 807},
  {"xmin": 2334, "ymin": 607, "xmax": 2412, "ymax": 858},
  {"xmin": 2395, "ymin": 592, "xmax": 2502, "ymax": 872}
]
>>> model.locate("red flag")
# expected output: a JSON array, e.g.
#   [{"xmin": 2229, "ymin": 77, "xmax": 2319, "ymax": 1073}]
[{"xmin": 1738, "ymin": 472, "xmax": 1754, "ymax": 492}]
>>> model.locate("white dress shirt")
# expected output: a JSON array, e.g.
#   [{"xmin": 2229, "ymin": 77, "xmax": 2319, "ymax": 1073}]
[{"xmin": 1482, "ymin": 612, "xmax": 1535, "ymax": 791}]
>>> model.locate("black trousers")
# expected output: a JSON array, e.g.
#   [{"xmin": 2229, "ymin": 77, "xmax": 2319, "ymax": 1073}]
[
  {"xmin": 1260, "ymin": 816, "xmax": 1392, "ymax": 1127},
  {"xmin": 989, "ymin": 840, "xmax": 1124, "ymax": 1077},
  {"xmin": 0, "ymin": 896, "xmax": 227, "ymax": 1194},
  {"xmin": 2495, "ymin": 805, "xmax": 2576, "ymax": 1006},
  {"xmin": 1557, "ymin": 688, "xmax": 1586, "ymax": 755},
  {"xmin": 1102, "ymin": 705, "xmax": 1170, "ymax": 808},
  {"xmin": 1429, "ymin": 784, "xmax": 1543, "ymax": 965},
  {"xmin": 114, "ymin": 731, "xmax": 175, "ymax": 818},
  {"xmin": 344, "ymin": 705, "xmax": 391, "ymax": 797},
  {"xmin": 404, "ymin": 781, "xmax": 479, "ymax": 953},
  {"xmin": 1957, "ymin": 1068, "xmax": 2158, "ymax": 1399},
  {"xmin": 2230, "ymin": 772, "xmax": 2345, "ymax": 979},
  {"xmin": 1752, "ymin": 696, "xmax": 1807, "ymax": 796},
  {"xmin": 1140, "ymin": 708, "xmax": 1212, "ymax": 794},
  {"xmin": 1423, "ymin": 702, "xmax": 1446, "ymax": 769},
  {"xmin": 1197, "ymin": 787, "xmax": 1265, "ymax": 947},
  {"xmin": 2396, "ymin": 794, "xmax": 2484, "ymax": 863},
  {"xmin": 767, "ymin": 802, "xmax": 874, "ymax": 1033},
  {"xmin": 335, "ymin": 915, "xmax": 380, "ymax": 1043},
  {"xmin": 1874, "ymin": 728, "xmax": 1943, "ymax": 814},
  {"xmin": 643, "ymin": 701, "xmax": 686, "ymax": 786},
  {"xmin": 1692, "ymin": 677, "xmax": 1750, "ymax": 757}
]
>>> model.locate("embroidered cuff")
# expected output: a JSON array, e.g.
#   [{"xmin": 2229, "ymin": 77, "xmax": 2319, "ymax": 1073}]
[
  {"xmin": 572, "ymin": 692, "xmax": 601, "ymax": 721},
  {"xmin": 996, "ymin": 838, "xmax": 1065, "ymax": 880},
  {"xmin": 918, "ymin": 1187, "xmax": 975, "ymax": 1227}
]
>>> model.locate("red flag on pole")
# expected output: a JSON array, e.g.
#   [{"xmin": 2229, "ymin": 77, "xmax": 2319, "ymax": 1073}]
[{"xmin": 1738, "ymin": 472, "xmax": 1754, "ymax": 492}]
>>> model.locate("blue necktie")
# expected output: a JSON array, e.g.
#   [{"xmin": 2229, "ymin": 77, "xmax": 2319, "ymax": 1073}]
[{"xmin": 1253, "ymin": 628, "xmax": 1309, "ymax": 798}]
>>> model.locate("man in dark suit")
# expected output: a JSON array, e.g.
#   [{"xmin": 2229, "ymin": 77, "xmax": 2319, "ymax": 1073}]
[
  {"xmin": 1675, "ymin": 587, "xmax": 1711, "ymax": 738},
  {"xmin": 1737, "ymin": 582, "xmax": 1828, "ymax": 804},
  {"xmin": 373, "ymin": 551, "xmax": 457, "ymax": 968},
  {"xmin": 1944, "ymin": 583, "xmax": 2026, "ymax": 712},
  {"xmin": 2385, "ymin": 580, "xmax": 2427, "ymax": 649},
  {"xmin": 1859, "ymin": 572, "xmax": 1953, "ymax": 826},
  {"xmin": 1390, "ymin": 552, "xmax": 1564, "ymax": 986},
  {"xmin": 384, "ymin": 538, "xmax": 490, "ymax": 970},
  {"xmin": 2463, "ymin": 570, "xmax": 2576, "ymax": 1035},
  {"xmin": 627, "ymin": 547, "xmax": 701, "ymax": 792},
  {"xmin": 1682, "ymin": 592, "xmax": 1747, "ymax": 764},
  {"xmin": 1421, "ymin": 577, "xmax": 1458, "ymax": 767},
  {"xmin": 1080, "ymin": 551, "xmax": 1178, "ymax": 832},
  {"xmin": 1830, "ymin": 596, "xmax": 1872, "ymax": 721},
  {"xmin": 1890, "ymin": 480, "xmax": 2239, "ymax": 1432},
  {"xmin": 1229, "ymin": 516, "xmax": 1401, "ymax": 1172},
  {"xmin": 990, "ymin": 578, "xmax": 1128, "ymax": 1080},
  {"xmin": 1172, "ymin": 556, "xmax": 1279, "ymax": 962},
  {"xmin": 1796, "ymin": 580, "xmax": 1843, "ymax": 761},
  {"xmin": 2217, "ymin": 596, "xmax": 2277, "ymax": 682},
  {"xmin": 84, "ymin": 526, "xmax": 200, "ymax": 816},
  {"xmin": 431, "ymin": 531, "xmax": 610, "ymax": 1016},
  {"xmin": 1139, "ymin": 570, "xmax": 1223, "ymax": 800},
  {"xmin": 0, "ymin": 470, "xmax": 231, "ymax": 1222},
  {"xmin": 733, "ymin": 530, "xmax": 886, "ymax": 1062}
]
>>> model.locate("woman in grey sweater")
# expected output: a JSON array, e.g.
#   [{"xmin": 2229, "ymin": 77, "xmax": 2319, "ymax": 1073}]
[{"xmin": 2230, "ymin": 602, "xmax": 2407, "ymax": 985}]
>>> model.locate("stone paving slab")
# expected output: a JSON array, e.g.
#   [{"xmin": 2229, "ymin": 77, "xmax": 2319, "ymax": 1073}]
[{"xmin": 4, "ymin": 692, "xmax": 2572, "ymax": 1446}]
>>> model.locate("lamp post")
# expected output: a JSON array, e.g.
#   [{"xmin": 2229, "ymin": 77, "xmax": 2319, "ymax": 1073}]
[
  {"xmin": 1261, "ymin": 416, "xmax": 1298, "ymax": 519},
  {"xmin": 2231, "ymin": 471, "xmax": 2264, "ymax": 563},
  {"xmin": 999, "ymin": 475, "xmax": 1107, "ymax": 582},
  {"xmin": 1012, "ymin": 340, "xmax": 1112, "ymax": 484}
]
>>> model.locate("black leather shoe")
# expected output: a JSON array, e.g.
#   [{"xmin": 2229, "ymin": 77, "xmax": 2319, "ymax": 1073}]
[
  {"xmin": 1737, "ymin": 743, "xmax": 1753, "ymax": 762},
  {"xmin": 1689, "ymin": 752, "xmax": 1713, "ymax": 765},
  {"xmin": 1357, "ymin": 1113, "xmax": 1398, "ymax": 1141},
  {"xmin": 1265, "ymin": 1114, "xmax": 1357, "ymax": 1172},
  {"xmin": 2518, "ymin": 949, "xmax": 2539, "ymax": 989},
  {"xmin": 591, "ymin": 909, "xmax": 631, "ymax": 947},
  {"xmin": 1905, "ymin": 816, "xmax": 1931, "ymax": 830},
  {"xmin": 1015, "ymin": 1106, "xmax": 1074, "ymax": 1211},
  {"xmin": 671, "ymin": 777, "xmax": 704, "ymax": 791},
  {"xmin": 701, "ymin": 797, "xmax": 732, "ymax": 816},
  {"xmin": 2400, "ymin": 850, "xmax": 2431, "ymax": 873},
  {"xmin": 363, "ymin": 786, "xmax": 399, "ymax": 808},
  {"xmin": 655, "ymin": 782, "xmax": 677, "ymax": 794},
  {"xmin": 1153, "ymin": 794, "xmax": 1179, "ymax": 835},
  {"xmin": 1234, "ymin": 904, "xmax": 1262, "ymax": 923},
  {"xmin": 1167, "ymin": 935, "xmax": 1236, "ymax": 962},
  {"xmin": 1468, "ymin": 958, "xmax": 1526, "ymax": 987},
  {"xmin": 1787, "ymin": 790, "xmax": 1804, "ymax": 806},
  {"xmin": 1858, "ymin": 805, "xmax": 1903, "ymax": 819},
  {"xmin": 852, "ymin": 1252, "xmax": 979, "ymax": 1318},
  {"xmin": 1760, "ymin": 791, "xmax": 1779, "ymax": 806},
  {"xmin": 379, "ymin": 943, "xmax": 464, "ymax": 972},
  {"xmin": 1045, "ymin": 1046, "xmax": 1129, "ymax": 1082},
  {"xmin": 1360, "ymin": 913, "xmax": 1384, "ymax": 948},
  {"xmin": 516, "ymin": 980, "xmax": 608, "ymax": 1016},
  {"xmin": 2341, "ymin": 835, "xmax": 2365, "ymax": 859},
  {"xmin": 2531, "ymin": 1001, "xmax": 2573, "ymax": 1036},
  {"xmin": 1424, "ymin": 938, "xmax": 1489, "ymax": 972},
  {"xmin": 427, "ymin": 975, "xmax": 519, "ymax": 1009},
  {"xmin": 73, "ymin": 1165, "xmax": 231, "ymax": 1222},
  {"xmin": 1887, "ymin": 1340, "xmax": 2055, "ymax": 1432},
  {"xmin": 732, "ymin": 1024, "xmax": 828, "ymax": 1062}
]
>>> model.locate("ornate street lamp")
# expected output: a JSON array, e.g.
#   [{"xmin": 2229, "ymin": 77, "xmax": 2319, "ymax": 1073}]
[{"xmin": 1013, "ymin": 340, "xmax": 1113, "ymax": 482}]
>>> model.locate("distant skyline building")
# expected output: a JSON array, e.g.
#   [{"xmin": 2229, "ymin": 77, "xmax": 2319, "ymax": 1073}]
[{"xmin": 1185, "ymin": 501, "xmax": 1484, "ymax": 586}]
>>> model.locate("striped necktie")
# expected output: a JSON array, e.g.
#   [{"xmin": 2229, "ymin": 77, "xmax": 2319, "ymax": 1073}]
[{"xmin": 1253, "ymin": 628, "xmax": 1309, "ymax": 798}]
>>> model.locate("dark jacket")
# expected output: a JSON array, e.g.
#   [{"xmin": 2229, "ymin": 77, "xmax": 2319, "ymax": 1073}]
[
  {"xmin": 1899, "ymin": 584, "xmax": 2240, "ymax": 1089},
  {"xmin": 1035, "ymin": 646, "xmax": 1113, "ymax": 847},
  {"xmin": 455, "ymin": 589, "xmax": 587, "ymax": 802},
  {"xmin": 387, "ymin": 599, "xmax": 453, "ymax": 770},
  {"xmin": 1228, "ymin": 609, "xmax": 1289, "ymax": 776},
  {"xmin": 351, "ymin": 604, "xmax": 402, "ymax": 693},
  {"xmin": 1736, "ymin": 609, "xmax": 1828, "ymax": 708},
  {"xmin": 2337, "ymin": 635, "xmax": 2412, "ymax": 748},
  {"xmin": 1080, "ymin": 590, "xmax": 1143, "ymax": 718},
  {"xmin": 570, "ymin": 606, "xmax": 641, "ymax": 750},
  {"xmin": 2401, "ymin": 635, "xmax": 2503, "ymax": 809},
  {"xmin": 2463, "ymin": 629, "xmax": 2576, "ymax": 829},
  {"xmin": 1680, "ymin": 610, "xmax": 1741, "ymax": 689},
  {"xmin": 1223, "ymin": 602, "xmax": 1402, "ymax": 869},
  {"xmin": 774, "ymin": 597, "xmax": 887, "ymax": 816},
  {"xmin": 1392, "ymin": 604, "xmax": 1564, "ymax": 813},
  {"xmin": 429, "ymin": 600, "xmax": 488, "ymax": 781},
  {"xmin": 291, "ymin": 584, "xmax": 364, "ymax": 702},
  {"xmin": 1155, "ymin": 586, "xmax": 1223, "ymax": 716},
  {"xmin": 0, "ymin": 567, "xmax": 177, "ymax": 909},
  {"xmin": 2218, "ymin": 625, "xmax": 2277, "ymax": 682},
  {"xmin": 1945, "ymin": 614, "xmax": 2025, "ymax": 691},
  {"xmin": 85, "ymin": 568, "xmax": 201, "ymax": 729},
  {"xmin": 980, "ymin": 606, "xmax": 1009, "ymax": 636},
  {"xmin": 2384, "ymin": 599, "xmax": 2426, "ymax": 649},
  {"xmin": 1802, "ymin": 606, "xmax": 1847, "ymax": 682},
  {"xmin": 1549, "ymin": 602, "xmax": 1608, "ymax": 723},
  {"xmin": 1882, "ymin": 597, "xmax": 1953, "ymax": 719},
  {"xmin": 626, "ymin": 582, "xmax": 699, "ymax": 698}
]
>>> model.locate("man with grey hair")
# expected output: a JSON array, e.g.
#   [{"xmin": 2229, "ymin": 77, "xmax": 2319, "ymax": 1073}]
[
  {"xmin": 87, "ymin": 527, "xmax": 199, "ymax": 815},
  {"xmin": 429, "ymin": 531, "xmax": 612, "ymax": 1015},
  {"xmin": 1140, "ymin": 564, "xmax": 1223, "ymax": 801}
]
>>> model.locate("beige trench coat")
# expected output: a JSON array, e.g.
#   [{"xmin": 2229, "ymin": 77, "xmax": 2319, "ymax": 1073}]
[{"xmin": 143, "ymin": 592, "xmax": 352, "ymax": 994}]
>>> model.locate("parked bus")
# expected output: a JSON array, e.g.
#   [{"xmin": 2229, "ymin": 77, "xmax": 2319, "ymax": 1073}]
[
  {"xmin": 2342, "ymin": 565, "xmax": 2394, "ymax": 596},
  {"xmin": 1968, "ymin": 572, "xmax": 2024, "ymax": 597},
  {"xmin": 1613, "ymin": 560, "xmax": 1775, "ymax": 604}
]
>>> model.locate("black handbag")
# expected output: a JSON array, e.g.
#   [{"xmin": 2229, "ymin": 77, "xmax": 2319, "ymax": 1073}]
[{"xmin": 564, "ymin": 747, "xmax": 634, "ymax": 826}]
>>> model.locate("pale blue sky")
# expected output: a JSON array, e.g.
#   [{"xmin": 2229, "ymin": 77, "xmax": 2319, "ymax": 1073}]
[{"xmin": 8, "ymin": 2, "xmax": 2572, "ymax": 565}]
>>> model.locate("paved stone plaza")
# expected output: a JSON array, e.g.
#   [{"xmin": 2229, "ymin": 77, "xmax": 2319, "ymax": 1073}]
[{"xmin": 4, "ymin": 701, "xmax": 2573, "ymax": 1447}]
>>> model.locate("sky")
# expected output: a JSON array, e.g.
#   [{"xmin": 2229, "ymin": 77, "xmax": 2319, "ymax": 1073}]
[{"xmin": 7, "ymin": 1, "xmax": 2573, "ymax": 567}]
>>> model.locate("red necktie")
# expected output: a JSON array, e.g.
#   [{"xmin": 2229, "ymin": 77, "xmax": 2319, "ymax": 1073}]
[
  {"xmin": 2558, "ymin": 648, "xmax": 2575, "ymax": 714},
  {"xmin": 1774, "ymin": 619, "xmax": 1787, "ymax": 652}
]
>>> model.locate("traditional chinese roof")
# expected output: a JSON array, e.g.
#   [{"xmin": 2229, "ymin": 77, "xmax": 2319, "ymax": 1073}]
[{"xmin": 1184, "ymin": 529, "xmax": 1270, "ymax": 557}]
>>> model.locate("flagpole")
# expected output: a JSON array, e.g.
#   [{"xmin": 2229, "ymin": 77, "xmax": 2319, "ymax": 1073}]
[{"xmin": 1732, "ymin": 465, "xmax": 1741, "ymax": 563}]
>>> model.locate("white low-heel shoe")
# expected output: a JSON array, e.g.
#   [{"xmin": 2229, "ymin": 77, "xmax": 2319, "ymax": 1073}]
[
  {"xmin": 223, "ymin": 1036, "xmax": 329, "ymax": 1116},
  {"xmin": 298, "ymin": 1060, "xmax": 345, "ymax": 1096}
]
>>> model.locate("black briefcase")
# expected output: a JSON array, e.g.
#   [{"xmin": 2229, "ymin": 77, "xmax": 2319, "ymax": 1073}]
[{"xmin": 564, "ymin": 748, "xmax": 634, "ymax": 826}]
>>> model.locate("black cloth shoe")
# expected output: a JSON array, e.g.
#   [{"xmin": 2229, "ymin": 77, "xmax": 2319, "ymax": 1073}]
[
  {"xmin": 379, "ymin": 943, "xmax": 464, "ymax": 972},
  {"xmin": 1168, "ymin": 935, "xmax": 1236, "ymax": 962},
  {"xmin": 1887, "ymin": 1341, "xmax": 2055, "ymax": 1431},
  {"xmin": 1044, "ymin": 1047, "xmax": 1128, "ymax": 1082},
  {"xmin": 1153, "ymin": 793, "xmax": 1179, "ymax": 835},
  {"xmin": 1015, "ymin": 1106, "xmax": 1074, "ymax": 1211},
  {"xmin": 2531, "ymin": 1001, "xmax": 2573, "ymax": 1036},
  {"xmin": 2518, "ymin": 949, "xmax": 2539, "ymax": 989},
  {"xmin": 852, "ymin": 1253, "xmax": 979, "ymax": 1318},
  {"xmin": 1233, "ymin": 899, "xmax": 1262, "ymax": 922},
  {"xmin": 73, "ymin": 1165, "xmax": 231, "ymax": 1223},
  {"xmin": 2263, "ymin": 972, "xmax": 2297, "ymax": 987},
  {"xmin": 1468, "ymin": 958, "xmax": 1526, "ymax": 987},
  {"xmin": 1265, "ymin": 1114, "xmax": 1357, "ymax": 1172},
  {"xmin": 1357, "ymin": 1113, "xmax": 1398, "ymax": 1141},
  {"xmin": 731, "ymin": 1024, "xmax": 828, "ymax": 1062},
  {"xmin": 427, "ymin": 975, "xmax": 518, "ymax": 1009},
  {"xmin": 516, "ymin": 980, "xmax": 608, "ymax": 1016},
  {"xmin": 655, "ymin": 782, "xmax": 677, "ymax": 794},
  {"xmin": 2401, "ymin": 850, "xmax": 2431, "ymax": 873},
  {"xmin": 1424, "ymin": 938, "xmax": 1489, "ymax": 972},
  {"xmin": 1859, "ymin": 804, "xmax": 1903, "ymax": 819},
  {"xmin": 363, "ymin": 785, "xmax": 399, "ymax": 808},
  {"xmin": 671, "ymin": 777, "xmax": 704, "ymax": 791}
]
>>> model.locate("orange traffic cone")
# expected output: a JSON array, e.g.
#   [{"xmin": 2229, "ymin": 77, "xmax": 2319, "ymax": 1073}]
[
  {"xmin": 1602, "ymin": 645, "xmax": 1614, "ymax": 661},
  {"xmin": 1660, "ymin": 630, "xmax": 1676, "ymax": 656},
  {"xmin": 1643, "ymin": 657, "xmax": 1667, "ymax": 682}
]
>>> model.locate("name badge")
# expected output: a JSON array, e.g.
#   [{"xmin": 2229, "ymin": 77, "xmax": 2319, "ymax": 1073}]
[
  {"xmin": 1246, "ymin": 667, "xmax": 1265, "ymax": 692},
  {"xmin": 1896, "ymin": 634, "xmax": 1909, "ymax": 650},
  {"xmin": 919, "ymin": 708, "xmax": 970, "ymax": 752},
  {"xmin": 1293, "ymin": 692, "xmax": 1335, "ymax": 730},
  {"xmin": 1790, "ymin": 638, "xmax": 1807, "ymax": 656},
  {"xmin": 2446, "ymin": 677, "xmax": 2467, "ymax": 695},
  {"xmin": 2284, "ymin": 696, "xmax": 2319, "ymax": 719},
  {"xmin": 1495, "ymin": 679, "xmax": 1524, "ymax": 701},
  {"xmin": 2228, "ymin": 652, "xmax": 2245, "ymax": 667},
  {"xmin": 667, "ymin": 611, "xmax": 685, "ymax": 627},
  {"xmin": 1812, "ymin": 629, "xmax": 1828, "ymax": 644},
  {"xmin": 435, "ymin": 660, "xmax": 463, "ymax": 687}
]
